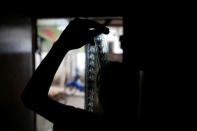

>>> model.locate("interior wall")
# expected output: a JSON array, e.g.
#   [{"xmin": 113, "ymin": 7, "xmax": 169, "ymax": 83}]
[
  {"xmin": 123, "ymin": 14, "xmax": 192, "ymax": 129},
  {"xmin": 0, "ymin": 16, "xmax": 35, "ymax": 131}
]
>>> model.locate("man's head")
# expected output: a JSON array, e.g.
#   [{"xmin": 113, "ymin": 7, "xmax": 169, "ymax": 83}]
[{"xmin": 97, "ymin": 62, "xmax": 124, "ymax": 114}]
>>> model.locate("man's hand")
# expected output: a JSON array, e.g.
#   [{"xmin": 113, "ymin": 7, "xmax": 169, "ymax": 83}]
[{"xmin": 57, "ymin": 18, "xmax": 109, "ymax": 50}]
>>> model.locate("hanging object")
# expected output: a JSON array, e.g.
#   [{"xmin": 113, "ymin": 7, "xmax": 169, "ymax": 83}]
[{"xmin": 85, "ymin": 34, "xmax": 108, "ymax": 112}]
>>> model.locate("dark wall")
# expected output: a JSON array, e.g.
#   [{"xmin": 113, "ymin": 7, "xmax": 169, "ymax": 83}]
[
  {"xmin": 123, "ymin": 12, "xmax": 194, "ymax": 129},
  {"xmin": 0, "ymin": 16, "xmax": 35, "ymax": 131}
]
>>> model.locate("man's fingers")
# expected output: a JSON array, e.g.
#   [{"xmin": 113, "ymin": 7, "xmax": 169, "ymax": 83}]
[
  {"xmin": 88, "ymin": 29, "xmax": 108, "ymax": 38},
  {"xmin": 85, "ymin": 20, "xmax": 109, "ymax": 34},
  {"xmin": 85, "ymin": 29, "xmax": 109, "ymax": 45},
  {"xmin": 75, "ymin": 18, "xmax": 109, "ymax": 34}
]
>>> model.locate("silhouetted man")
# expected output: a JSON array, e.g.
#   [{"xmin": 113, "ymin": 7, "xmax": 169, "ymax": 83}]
[{"xmin": 21, "ymin": 18, "xmax": 127, "ymax": 131}]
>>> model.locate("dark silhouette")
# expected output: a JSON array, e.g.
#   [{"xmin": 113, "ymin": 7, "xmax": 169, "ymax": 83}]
[{"xmin": 21, "ymin": 18, "xmax": 127, "ymax": 130}]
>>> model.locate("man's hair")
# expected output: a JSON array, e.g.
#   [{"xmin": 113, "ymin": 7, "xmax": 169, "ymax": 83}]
[{"xmin": 97, "ymin": 62, "xmax": 124, "ymax": 111}]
